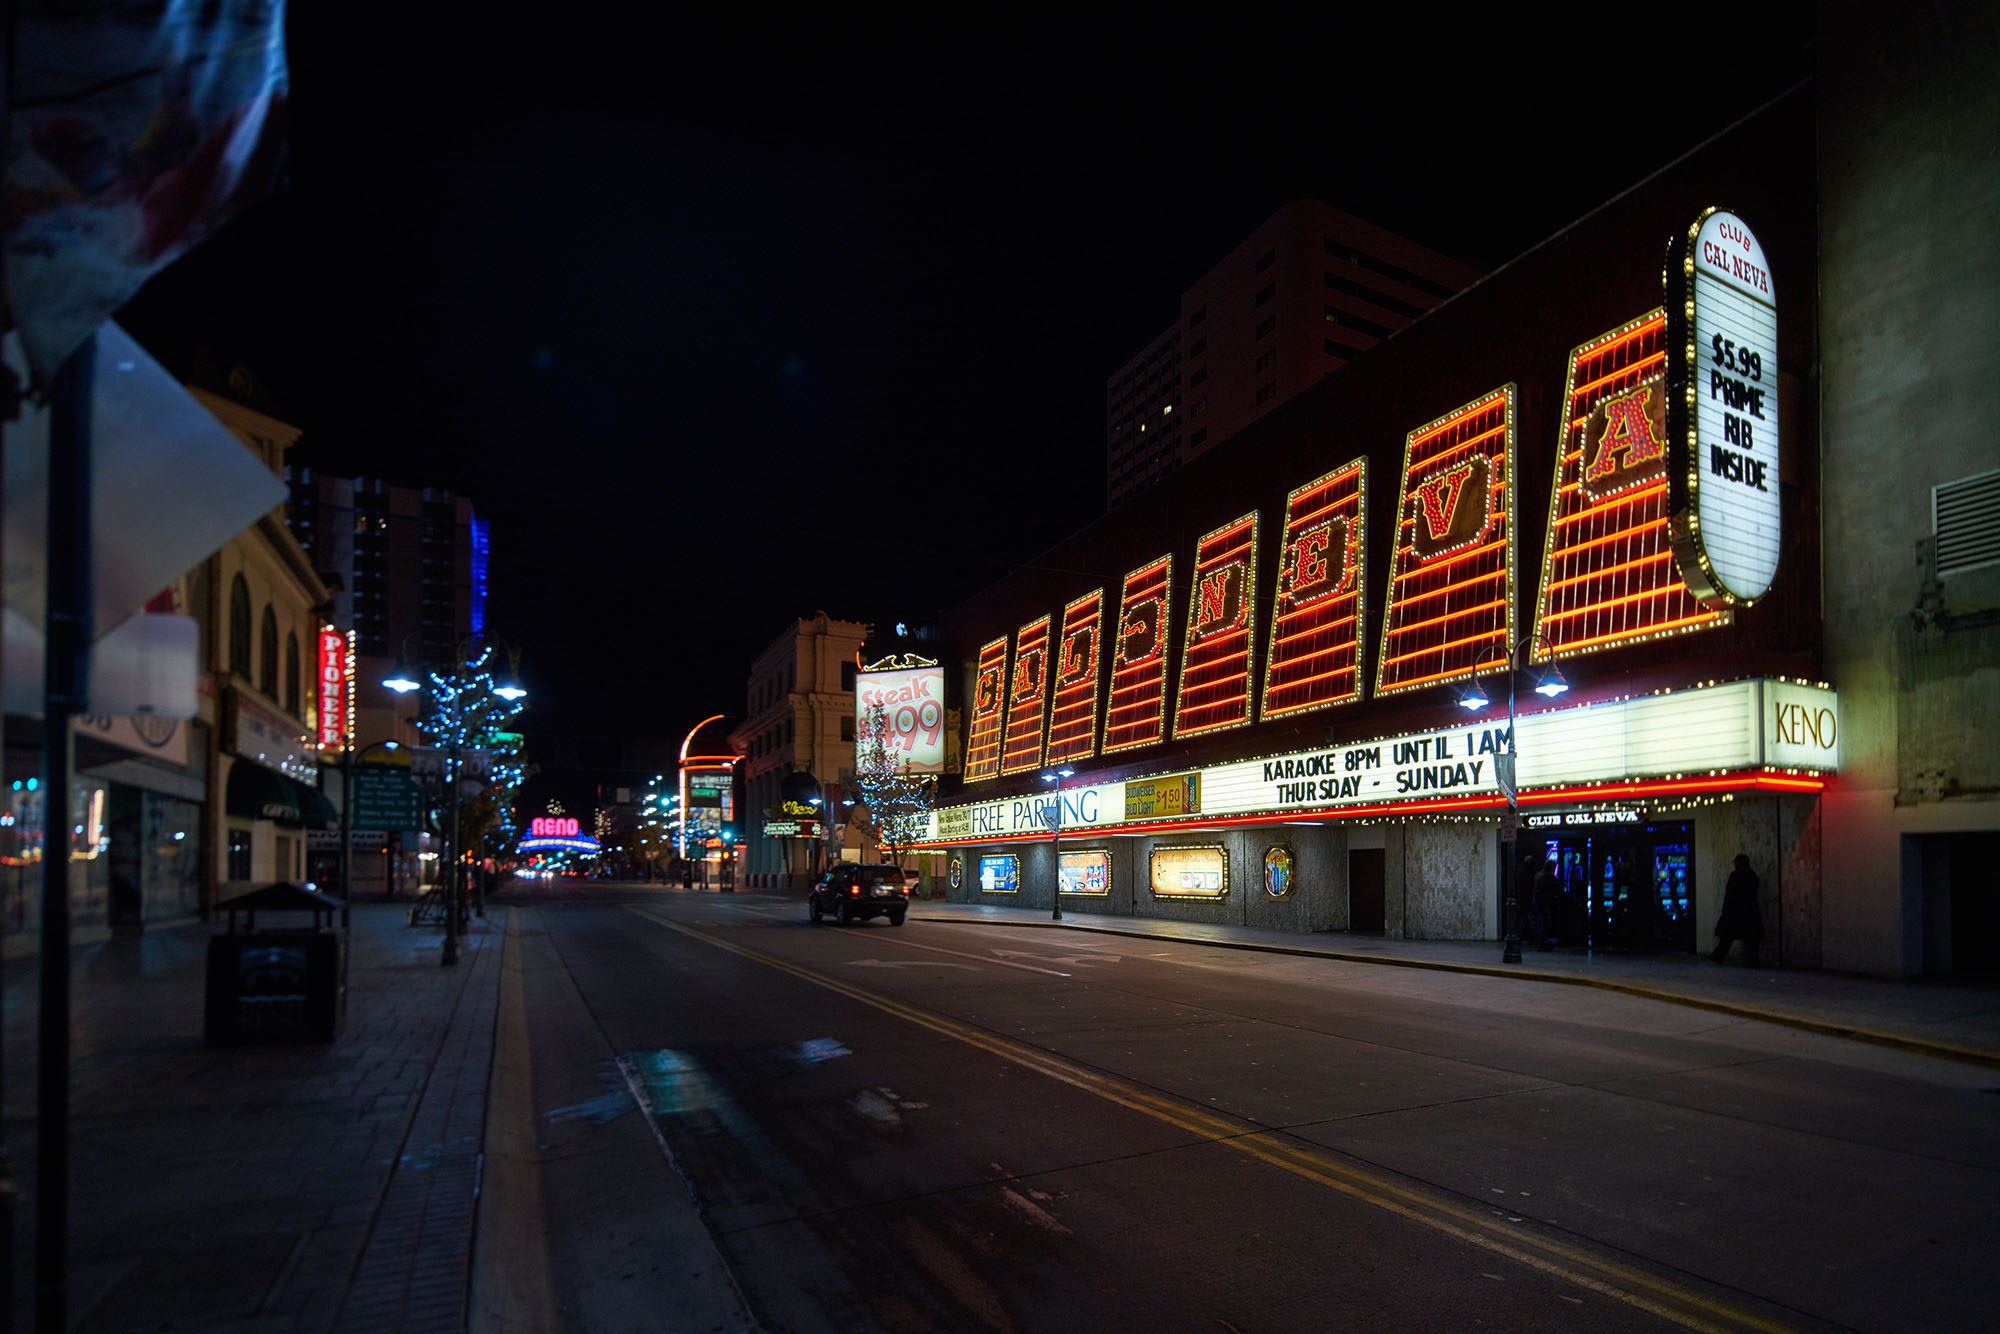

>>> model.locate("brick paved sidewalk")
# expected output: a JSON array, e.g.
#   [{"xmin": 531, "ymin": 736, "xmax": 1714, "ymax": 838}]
[{"xmin": 2, "ymin": 900, "xmax": 502, "ymax": 1333}]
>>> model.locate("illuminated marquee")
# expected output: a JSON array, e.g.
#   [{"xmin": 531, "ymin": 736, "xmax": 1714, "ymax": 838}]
[
  {"xmin": 1534, "ymin": 312, "xmax": 1727, "ymax": 659},
  {"xmin": 999, "ymin": 614, "xmax": 1051, "ymax": 776},
  {"xmin": 1174, "ymin": 511, "xmax": 1259, "ymax": 738},
  {"xmin": 961, "ymin": 636, "xmax": 1009, "ymax": 783},
  {"xmin": 1262, "ymin": 459, "xmax": 1366, "ymax": 720},
  {"xmin": 1102, "ymin": 555, "xmax": 1172, "ymax": 754},
  {"xmin": 531, "ymin": 816, "xmax": 582, "ymax": 837},
  {"xmin": 856, "ymin": 656, "xmax": 945, "ymax": 774},
  {"xmin": 1667, "ymin": 208, "xmax": 1781, "ymax": 606},
  {"xmin": 1045, "ymin": 589, "xmax": 1105, "ymax": 765},
  {"xmin": 316, "ymin": 626, "xmax": 350, "ymax": 750},
  {"xmin": 1375, "ymin": 386, "xmax": 1516, "ymax": 699}
]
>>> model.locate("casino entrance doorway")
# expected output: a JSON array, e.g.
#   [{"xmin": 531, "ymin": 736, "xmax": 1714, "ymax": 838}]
[{"xmin": 1518, "ymin": 815, "xmax": 1696, "ymax": 952}]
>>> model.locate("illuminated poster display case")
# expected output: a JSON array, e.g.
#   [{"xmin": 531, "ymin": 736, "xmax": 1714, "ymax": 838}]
[
  {"xmin": 1375, "ymin": 385, "xmax": 1517, "ymax": 699},
  {"xmin": 961, "ymin": 637, "xmax": 1009, "ymax": 783},
  {"xmin": 1534, "ymin": 312, "xmax": 1726, "ymax": 660},
  {"xmin": 1174, "ymin": 511, "xmax": 1260, "ymax": 738},
  {"xmin": 1150, "ymin": 844, "xmax": 1228, "ymax": 899},
  {"xmin": 1262, "ymin": 459, "xmax": 1366, "ymax": 720},
  {"xmin": 1103, "ymin": 555, "xmax": 1172, "ymax": 754},
  {"xmin": 999, "ymin": 614, "xmax": 1052, "ymax": 776},
  {"xmin": 1058, "ymin": 849, "xmax": 1110, "ymax": 895},
  {"xmin": 1046, "ymin": 589, "xmax": 1106, "ymax": 765},
  {"xmin": 977, "ymin": 854, "xmax": 1019, "ymax": 894}
]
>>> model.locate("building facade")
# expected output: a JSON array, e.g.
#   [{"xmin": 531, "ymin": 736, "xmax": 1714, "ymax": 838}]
[
  {"xmin": 285, "ymin": 469, "xmax": 483, "ymax": 753},
  {"xmin": 733, "ymin": 614, "xmax": 871, "ymax": 888},
  {"xmin": 1108, "ymin": 200, "xmax": 1482, "ymax": 508},
  {"xmin": 915, "ymin": 75, "xmax": 1992, "ymax": 979}
]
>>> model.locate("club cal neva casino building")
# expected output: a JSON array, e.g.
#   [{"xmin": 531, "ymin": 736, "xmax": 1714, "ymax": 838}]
[{"xmin": 907, "ymin": 69, "xmax": 2000, "ymax": 978}]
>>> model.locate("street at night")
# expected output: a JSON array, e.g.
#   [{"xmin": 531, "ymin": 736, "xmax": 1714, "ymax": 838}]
[{"xmin": 487, "ymin": 883, "xmax": 1997, "ymax": 1333}]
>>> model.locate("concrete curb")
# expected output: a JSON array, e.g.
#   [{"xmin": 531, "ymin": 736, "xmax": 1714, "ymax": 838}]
[{"xmin": 913, "ymin": 913, "xmax": 2000, "ymax": 1071}]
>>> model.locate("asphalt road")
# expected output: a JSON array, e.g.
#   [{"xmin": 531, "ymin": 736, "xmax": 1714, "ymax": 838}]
[{"xmin": 485, "ymin": 884, "xmax": 1999, "ymax": 1333}]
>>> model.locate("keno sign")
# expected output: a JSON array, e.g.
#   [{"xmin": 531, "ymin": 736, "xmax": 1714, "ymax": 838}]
[
  {"xmin": 855, "ymin": 663, "xmax": 945, "ymax": 774},
  {"xmin": 1668, "ymin": 208, "xmax": 1781, "ymax": 607}
]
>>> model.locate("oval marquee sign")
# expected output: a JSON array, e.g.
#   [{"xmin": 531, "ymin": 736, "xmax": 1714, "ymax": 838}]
[{"xmin": 1667, "ymin": 208, "xmax": 1780, "ymax": 607}]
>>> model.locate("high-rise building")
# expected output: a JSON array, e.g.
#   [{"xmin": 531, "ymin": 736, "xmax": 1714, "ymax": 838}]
[
  {"xmin": 1107, "ymin": 200, "xmax": 1482, "ymax": 508},
  {"xmin": 284, "ymin": 469, "xmax": 484, "ymax": 747}
]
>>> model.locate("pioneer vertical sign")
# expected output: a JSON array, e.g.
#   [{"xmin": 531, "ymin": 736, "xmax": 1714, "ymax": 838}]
[{"xmin": 1667, "ymin": 209, "xmax": 1781, "ymax": 607}]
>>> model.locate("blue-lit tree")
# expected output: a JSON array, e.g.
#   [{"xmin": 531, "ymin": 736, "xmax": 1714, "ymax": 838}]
[
  {"xmin": 853, "ymin": 704, "xmax": 935, "ymax": 868},
  {"xmin": 418, "ymin": 643, "xmax": 530, "ymax": 862}
]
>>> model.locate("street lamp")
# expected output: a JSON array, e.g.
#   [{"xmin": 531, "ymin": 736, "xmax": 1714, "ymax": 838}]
[
  {"xmin": 340, "ymin": 738, "xmax": 401, "ymax": 908},
  {"xmin": 1456, "ymin": 633, "xmax": 1568, "ymax": 963},
  {"xmin": 383, "ymin": 633, "xmax": 527, "ymax": 966},
  {"xmin": 1040, "ymin": 766, "xmax": 1075, "ymax": 921}
]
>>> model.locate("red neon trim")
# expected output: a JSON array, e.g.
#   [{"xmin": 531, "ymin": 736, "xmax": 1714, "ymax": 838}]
[
  {"xmin": 1543, "ymin": 551, "xmax": 1676, "ymax": 596},
  {"xmin": 1405, "ymin": 419, "xmax": 1507, "ymax": 469},
  {"xmin": 1548, "ymin": 613, "xmax": 1725, "ymax": 652},
  {"xmin": 1554, "ymin": 482, "xmax": 1668, "ymax": 527},
  {"xmin": 1270, "ymin": 612, "xmax": 1358, "ymax": 648},
  {"xmin": 1391, "ymin": 537, "xmax": 1506, "ymax": 580},
  {"xmin": 1382, "ymin": 596, "xmax": 1507, "ymax": 638},
  {"xmin": 1567, "ymin": 352, "xmax": 1666, "ymax": 406}
]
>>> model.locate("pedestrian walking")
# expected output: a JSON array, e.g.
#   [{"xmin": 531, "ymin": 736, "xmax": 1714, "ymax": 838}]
[{"xmin": 1711, "ymin": 853, "xmax": 1764, "ymax": 965}]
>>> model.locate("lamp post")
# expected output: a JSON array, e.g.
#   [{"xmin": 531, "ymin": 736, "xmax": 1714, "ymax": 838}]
[
  {"xmin": 384, "ymin": 634, "xmax": 526, "ymax": 966},
  {"xmin": 1040, "ymin": 766, "xmax": 1075, "ymax": 921},
  {"xmin": 1456, "ymin": 632, "xmax": 1567, "ymax": 963}
]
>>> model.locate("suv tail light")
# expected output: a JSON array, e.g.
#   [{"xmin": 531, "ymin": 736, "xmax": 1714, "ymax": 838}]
[{"xmin": 849, "ymin": 885, "xmax": 860, "ymax": 896}]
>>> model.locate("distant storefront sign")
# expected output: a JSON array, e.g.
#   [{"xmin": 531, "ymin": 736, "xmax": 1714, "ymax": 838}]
[
  {"xmin": 226, "ymin": 691, "xmax": 316, "ymax": 784},
  {"xmin": 1058, "ymin": 850, "xmax": 1110, "ymax": 896}
]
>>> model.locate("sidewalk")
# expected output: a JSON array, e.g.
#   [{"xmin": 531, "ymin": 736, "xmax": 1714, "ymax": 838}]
[
  {"xmin": 908, "ymin": 900, "xmax": 2000, "ymax": 1069},
  {"xmin": 2, "ymin": 900, "xmax": 502, "ymax": 1333}
]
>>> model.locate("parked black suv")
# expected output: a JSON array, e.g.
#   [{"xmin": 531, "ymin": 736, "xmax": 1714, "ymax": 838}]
[{"xmin": 809, "ymin": 862, "xmax": 910, "ymax": 926}]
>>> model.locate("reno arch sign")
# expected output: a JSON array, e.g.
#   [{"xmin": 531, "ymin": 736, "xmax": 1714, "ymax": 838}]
[{"xmin": 1668, "ymin": 208, "xmax": 1781, "ymax": 607}]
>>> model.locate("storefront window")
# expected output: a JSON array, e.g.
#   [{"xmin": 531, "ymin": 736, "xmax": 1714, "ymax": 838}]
[
  {"xmin": 227, "ymin": 827, "xmax": 253, "ymax": 881},
  {"xmin": 977, "ymin": 855, "xmax": 1018, "ymax": 893},
  {"xmin": 1058, "ymin": 850, "xmax": 1110, "ymax": 895}
]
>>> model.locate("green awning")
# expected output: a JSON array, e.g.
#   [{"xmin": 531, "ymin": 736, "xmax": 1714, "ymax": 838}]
[
  {"xmin": 294, "ymin": 780, "xmax": 338, "ymax": 831},
  {"xmin": 225, "ymin": 759, "xmax": 301, "ymax": 827}
]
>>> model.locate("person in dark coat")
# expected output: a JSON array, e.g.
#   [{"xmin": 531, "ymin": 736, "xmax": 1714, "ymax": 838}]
[
  {"xmin": 1531, "ymin": 858, "xmax": 1558, "ymax": 949},
  {"xmin": 1711, "ymin": 854, "xmax": 1764, "ymax": 965}
]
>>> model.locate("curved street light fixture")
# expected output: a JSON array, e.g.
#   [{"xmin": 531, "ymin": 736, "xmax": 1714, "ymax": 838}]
[{"xmin": 1040, "ymin": 766, "xmax": 1076, "ymax": 921}]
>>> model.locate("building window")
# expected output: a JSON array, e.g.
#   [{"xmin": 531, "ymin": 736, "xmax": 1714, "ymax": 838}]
[
  {"xmin": 1191, "ymin": 427, "xmax": 1207, "ymax": 447},
  {"xmin": 1255, "ymin": 348, "xmax": 1277, "ymax": 373},
  {"xmin": 1255, "ymin": 381, "xmax": 1278, "ymax": 405},
  {"xmin": 841, "ymin": 716, "xmax": 855, "ymax": 742},
  {"xmin": 1255, "ymin": 282, "xmax": 1276, "ymax": 307},
  {"xmin": 1188, "ymin": 338, "xmax": 1206, "ymax": 357},
  {"xmin": 1324, "ymin": 339, "xmax": 1360, "ymax": 360},
  {"xmin": 228, "ymin": 575, "xmax": 251, "ymax": 676},
  {"xmin": 1188, "ymin": 307, "xmax": 1206, "ymax": 329},
  {"xmin": 285, "ymin": 633, "xmax": 300, "ymax": 716},
  {"xmin": 259, "ymin": 606, "xmax": 279, "ymax": 697},
  {"xmin": 276, "ymin": 835, "xmax": 296, "ymax": 882},
  {"xmin": 1189, "ymin": 367, "xmax": 1208, "ymax": 388},
  {"xmin": 1255, "ymin": 316, "xmax": 1276, "ymax": 340},
  {"xmin": 1324, "ymin": 271, "xmax": 1424, "ymax": 320},
  {"xmin": 1254, "ymin": 249, "xmax": 1277, "ymax": 275},
  {"xmin": 227, "ymin": 827, "xmax": 252, "ymax": 881},
  {"xmin": 1325, "ymin": 306, "xmax": 1394, "ymax": 340},
  {"xmin": 841, "ymin": 662, "xmax": 856, "ymax": 691},
  {"xmin": 1190, "ymin": 399, "xmax": 1206, "ymax": 418}
]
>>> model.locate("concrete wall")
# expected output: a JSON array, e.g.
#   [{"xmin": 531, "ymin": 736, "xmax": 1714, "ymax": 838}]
[{"xmin": 1817, "ymin": 6, "xmax": 2000, "ymax": 974}]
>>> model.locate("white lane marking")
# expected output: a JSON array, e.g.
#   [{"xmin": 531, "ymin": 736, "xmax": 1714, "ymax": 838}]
[
  {"xmin": 876, "ymin": 936, "xmax": 1073, "ymax": 977},
  {"xmin": 846, "ymin": 958, "xmax": 983, "ymax": 971},
  {"xmin": 990, "ymin": 947, "xmax": 1123, "ymax": 968}
]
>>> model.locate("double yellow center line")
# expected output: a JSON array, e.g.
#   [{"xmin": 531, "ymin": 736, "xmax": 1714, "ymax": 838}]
[{"xmin": 642, "ymin": 910, "xmax": 1796, "ymax": 1334}]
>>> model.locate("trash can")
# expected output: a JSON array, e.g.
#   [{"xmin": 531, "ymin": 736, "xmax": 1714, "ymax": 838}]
[{"xmin": 204, "ymin": 882, "xmax": 348, "ymax": 1047}]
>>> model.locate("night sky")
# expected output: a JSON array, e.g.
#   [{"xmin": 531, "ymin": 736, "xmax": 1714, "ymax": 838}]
[{"xmin": 115, "ymin": 14, "xmax": 1816, "ymax": 789}]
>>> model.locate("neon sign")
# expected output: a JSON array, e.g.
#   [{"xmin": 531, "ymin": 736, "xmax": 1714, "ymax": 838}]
[
  {"xmin": 1174, "ymin": 511, "xmax": 1259, "ymax": 738},
  {"xmin": 1262, "ymin": 459, "xmax": 1366, "ymax": 720},
  {"xmin": 962, "ymin": 636, "xmax": 1009, "ymax": 782},
  {"xmin": 1000, "ymin": 614, "xmax": 1051, "ymax": 775},
  {"xmin": 1375, "ymin": 385, "xmax": 1517, "ymax": 699},
  {"xmin": 1534, "ymin": 312, "xmax": 1726, "ymax": 660},
  {"xmin": 531, "ymin": 816, "xmax": 582, "ymax": 837},
  {"xmin": 1046, "ymin": 589, "xmax": 1105, "ymax": 765},
  {"xmin": 1667, "ymin": 208, "xmax": 1781, "ymax": 606},
  {"xmin": 316, "ymin": 626, "xmax": 349, "ymax": 750},
  {"xmin": 1103, "ymin": 555, "xmax": 1172, "ymax": 754}
]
